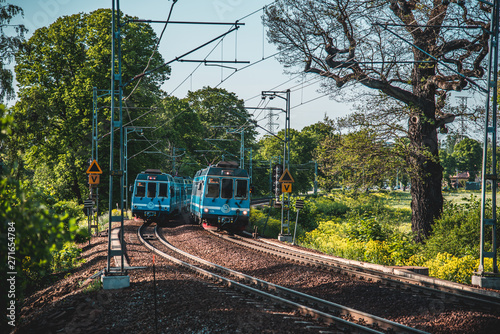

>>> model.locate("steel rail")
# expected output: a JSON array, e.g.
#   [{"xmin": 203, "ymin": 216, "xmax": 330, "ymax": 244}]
[
  {"xmin": 137, "ymin": 225, "xmax": 383, "ymax": 333},
  {"xmin": 150, "ymin": 226, "xmax": 427, "ymax": 334},
  {"xmin": 213, "ymin": 231, "xmax": 500, "ymax": 312}
]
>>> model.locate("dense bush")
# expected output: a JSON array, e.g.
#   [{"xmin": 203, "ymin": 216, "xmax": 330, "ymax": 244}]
[
  {"xmin": 249, "ymin": 207, "xmax": 282, "ymax": 237},
  {"xmin": 1, "ymin": 174, "xmax": 79, "ymax": 315},
  {"xmin": 300, "ymin": 219, "xmax": 415, "ymax": 265},
  {"xmin": 250, "ymin": 191, "xmax": 497, "ymax": 284},
  {"xmin": 422, "ymin": 197, "xmax": 482, "ymax": 259},
  {"xmin": 311, "ymin": 196, "xmax": 350, "ymax": 218},
  {"xmin": 421, "ymin": 253, "xmax": 479, "ymax": 285},
  {"xmin": 297, "ymin": 193, "xmax": 500, "ymax": 284},
  {"xmin": 51, "ymin": 242, "xmax": 84, "ymax": 272}
]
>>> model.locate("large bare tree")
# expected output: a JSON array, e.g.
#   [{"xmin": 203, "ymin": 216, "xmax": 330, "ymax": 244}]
[{"xmin": 264, "ymin": 0, "xmax": 491, "ymax": 242}]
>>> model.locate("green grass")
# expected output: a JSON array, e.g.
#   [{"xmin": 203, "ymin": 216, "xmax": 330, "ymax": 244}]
[{"xmin": 377, "ymin": 189, "xmax": 491, "ymax": 209}]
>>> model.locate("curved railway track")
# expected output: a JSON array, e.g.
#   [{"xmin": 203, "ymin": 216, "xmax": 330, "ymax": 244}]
[
  {"xmin": 208, "ymin": 230, "xmax": 500, "ymax": 313},
  {"xmin": 137, "ymin": 224, "xmax": 428, "ymax": 334}
]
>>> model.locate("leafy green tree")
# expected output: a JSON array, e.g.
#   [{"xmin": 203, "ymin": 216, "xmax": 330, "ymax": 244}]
[
  {"xmin": 0, "ymin": 0, "xmax": 27, "ymax": 101},
  {"xmin": 126, "ymin": 96, "xmax": 206, "ymax": 180},
  {"xmin": 439, "ymin": 146, "xmax": 457, "ymax": 189},
  {"xmin": 314, "ymin": 134, "xmax": 341, "ymax": 192},
  {"xmin": 264, "ymin": 1, "xmax": 490, "ymax": 242},
  {"xmin": 186, "ymin": 87, "xmax": 257, "ymax": 166},
  {"xmin": 1, "ymin": 105, "xmax": 76, "ymax": 329},
  {"xmin": 452, "ymin": 137, "xmax": 482, "ymax": 180},
  {"xmin": 9, "ymin": 9, "xmax": 169, "ymax": 204},
  {"xmin": 317, "ymin": 130, "xmax": 399, "ymax": 192},
  {"xmin": 254, "ymin": 127, "xmax": 323, "ymax": 194}
]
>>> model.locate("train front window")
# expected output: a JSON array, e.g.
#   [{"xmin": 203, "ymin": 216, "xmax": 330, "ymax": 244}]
[
  {"xmin": 135, "ymin": 182, "xmax": 145, "ymax": 197},
  {"xmin": 206, "ymin": 178, "xmax": 220, "ymax": 198},
  {"xmin": 147, "ymin": 182, "xmax": 157, "ymax": 198},
  {"xmin": 221, "ymin": 179, "xmax": 233, "ymax": 199},
  {"xmin": 159, "ymin": 183, "xmax": 168, "ymax": 197},
  {"xmin": 235, "ymin": 180, "xmax": 248, "ymax": 199}
]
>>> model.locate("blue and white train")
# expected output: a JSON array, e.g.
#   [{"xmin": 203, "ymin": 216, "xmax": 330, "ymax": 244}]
[
  {"xmin": 190, "ymin": 161, "xmax": 250, "ymax": 231},
  {"xmin": 131, "ymin": 169, "xmax": 191, "ymax": 224}
]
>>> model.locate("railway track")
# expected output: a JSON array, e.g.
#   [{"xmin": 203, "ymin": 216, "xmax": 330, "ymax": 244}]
[
  {"xmin": 138, "ymin": 224, "xmax": 428, "ymax": 334},
  {"xmin": 209, "ymin": 230, "xmax": 500, "ymax": 313}
]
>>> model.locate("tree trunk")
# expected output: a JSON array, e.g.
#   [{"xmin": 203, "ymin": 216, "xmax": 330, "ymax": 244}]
[{"xmin": 408, "ymin": 104, "xmax": 443, "ymax": 243}]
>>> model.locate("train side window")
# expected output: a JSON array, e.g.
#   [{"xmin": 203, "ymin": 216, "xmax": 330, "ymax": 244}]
[
  {"xmin": 235, "ymin": 179, "xmax": 248, "ymax": 199},
  {"xmin": 136, "ymin": 182, "xmax": 146, "ymax": 197},
  {"xmin": 147, "ymin": 182, "xmax": 157, "ymax": 198},
  {"xmin": 196, "ymin": 181, "xmax": 203, "ymax": 196},
  {"xmin": 221, "ymin": 178, "xmax": 233, "ymax": 199},
  {"xmin": 206, "ymin": 178, "xmax": 220, "ymax": 198},
  {"xmin": 159, "ymin": 183, "xmax": 168, "ymax": 197}
]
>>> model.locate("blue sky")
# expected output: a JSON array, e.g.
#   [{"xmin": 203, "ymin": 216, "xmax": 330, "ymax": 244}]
[{"xmin": 9, "ymin": 0, "xmax": 353, "ymax": 136}]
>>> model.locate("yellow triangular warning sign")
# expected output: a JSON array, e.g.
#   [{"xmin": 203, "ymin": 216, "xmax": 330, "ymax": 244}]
[
  {"xmin": 86, "ymin": 160, "xmax": 103, "ymax": 174},
  {"xmin": 278, "ymin": 168, "xmax": 294, "ymax": 183}
]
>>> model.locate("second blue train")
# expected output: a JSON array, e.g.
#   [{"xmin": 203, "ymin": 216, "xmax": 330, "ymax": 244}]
[{"xmin": 190, "ymin": 161, "xmax": 250, "ymax": 231}]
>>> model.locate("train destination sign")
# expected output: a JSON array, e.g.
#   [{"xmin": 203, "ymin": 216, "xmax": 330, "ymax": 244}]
[{"xmin": 86, "ymin": 160, "xmax": 103, "ymax": 174}]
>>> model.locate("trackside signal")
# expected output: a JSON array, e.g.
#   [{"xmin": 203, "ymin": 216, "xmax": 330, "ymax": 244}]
[
  {"xmin": 279, "ymin": 168, "xmax": 294, "ymax": 183},
  {"xmin": 86, "ymin": 160, "xmax": 103, "ymax": 174}
]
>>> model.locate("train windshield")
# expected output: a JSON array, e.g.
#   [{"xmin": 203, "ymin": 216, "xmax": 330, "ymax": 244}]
[
  {"xmin": 206, "ymin": 178, "xmax": 220, "ymax": 198},
  {"xmin": 235, "ymin": 179, "xmax": 248, "ymax": 199},
  {"xmin": 159, "ymin": 183, "xmax": 168, "ymax": 197},
  {"xmin": 221, "ymin": 179, "xmax": 233, "ymax": 199},
  {"xmin": 147, "ymin": 182, "xmax": 157, "ymax": 198},
  {"xmin": 135, "ymin": 182, "xmax": 146, "ymax": 197}
]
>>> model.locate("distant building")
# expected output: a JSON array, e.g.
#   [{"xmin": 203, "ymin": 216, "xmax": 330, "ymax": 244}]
[{"xmin": 450, "ymin": 171, "xmax": 480, "ymax": 189}]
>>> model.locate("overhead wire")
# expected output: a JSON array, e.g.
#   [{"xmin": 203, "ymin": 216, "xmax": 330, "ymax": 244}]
[
  {"xmin": 124, "ymin": 0, "xmax": 179, "ymax": 102},
  {"xmin": 168, "ymin": 38, "xmax": 223, "ymax": 96}
]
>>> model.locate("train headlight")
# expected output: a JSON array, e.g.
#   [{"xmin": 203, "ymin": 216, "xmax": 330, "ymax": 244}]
[
  {"xmin": 243, "ymin": 210, "xmax": 248, "ymax": 215},
  {"xmin": 134, "ymin": 205, "xmax": 137, "ymax": 209},
  {"xmin": 204, "ymin": 208, "xmax": 209, "ymax": 213}
]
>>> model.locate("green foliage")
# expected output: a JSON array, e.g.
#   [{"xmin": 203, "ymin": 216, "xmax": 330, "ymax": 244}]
[
  {"xmin": 9, "ymin": 9, "xmax": 169, "ymax": 205},
  {"xmin": 295, "ymin": 192, "xmax": 498, "ymax": 284},
  {"xmin": 0, "ymin": 0, "xmax": 27, "ymax": 101},
  {"xmin": 422, "ymin": 197, "xmax": 482, "ymax": 258},
  {"xmin": 74, "ymin": 225, "xmax": 91, "ymax": 244},
  {"xmin": 315, "ymin": 130, "xmax": 403, "ymax": 192},
  {"xmin": 342, "ymin": 217, "xmax": 388, "ymax": 242},
  {"xmin": 249, "ymin": 207, "xmax": 282, "ymax": 238},
  {"xmin": 312, "ymin": 196, "xmax": 350, "ymax": 218},
  {"xmin": 422, "ymin": 253, "xmax": 479, "ymax": 285},
  {"xmin": 81, "ymin": 277, "xmax": 102, "ymax": 293},
  {"xmin": 1, "ymin": 106, "xmax": 85, "ymax": 322},
  {"xmin": 253, "ymin": 119, "xmax": 335, "ymax": 195},
  {"xmin": 1, "ymin": 173, "xmax": 78, "ymax": 300},
  {"xmin": 186, "ymin": 87, "xmax": 256, "ymax": 166},
  {"xmin": 452, "ymin": 137, "xmax": 482, "ymax": 178},
  {"xmin": 51, "ymin": 242, "xmax": 84, "ymax": 272},
  {"xmin": 149, "ymin": 96, "xmax": 205, "ymax": 176}
]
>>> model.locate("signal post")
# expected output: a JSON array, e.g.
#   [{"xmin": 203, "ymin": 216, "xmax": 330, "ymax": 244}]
[
  {"xmin": 86, "ymin": 160, "xmax": 102, "ymax": 239},
  {"xmin": 278, "ymin": 168, "xmax": 294, "ymax": 242}
]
